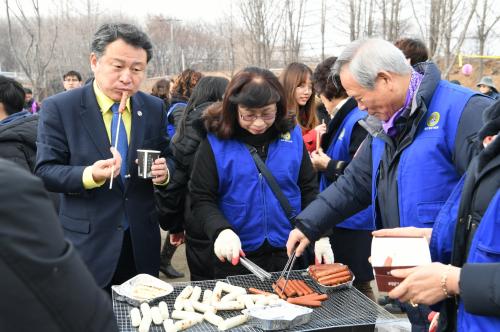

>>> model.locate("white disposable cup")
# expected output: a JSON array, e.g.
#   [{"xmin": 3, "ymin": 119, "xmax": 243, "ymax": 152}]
[{"xmin": 137, "ymin": 149, "xmax": 161, "ymax": 179}]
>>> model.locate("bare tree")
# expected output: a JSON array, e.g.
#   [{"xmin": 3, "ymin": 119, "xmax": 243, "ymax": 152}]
[
  {"xmin": 442, "ymin": 0, "xmax": 479, "ymax": 78},
  {"xmin": 378, "ymin": 0, "xmax": 403, "ymax": 41},
  {"xmin": 428, "ymin": 0, "xmax": 442, "ymax": 57},
  {"xmin": 54, "ymin": 0, "xmax": 102, "ymax": 82},
  {"xmin": 239, "ymin": 0, "xmax": 285, "ymax": 68},
  {"xmin": 428, "ymin": 0, "xmax": 464, "ymax": 62},
  {"xmin": 284, "ymin": 0, "xmax": 306, "ymax": 63},
  {"xmin": 475, "ymin": 0, "xmax": 500, "ymax": 76},
  {"xmin": 348, "ymin": 0, "xmax": 362, "ymax": 41},
  {"xmin": 320, "ymin": 0, "xmax": 326, "ymax": 61},
  {"xmin": 5, "ymin": 0, "xmax": 58, "ymax": 99},
  {"xmin": 365, "ymin": 0, "xmax": 375, "ymax": 37},
  {"xmin": 409, "ymin": 0, "xmax": 425, "ymax": 40},
  {"xmin": 224, "ymin": 2, "xmax": 237, "ymax": 75},
  {"xmin": 146, "ymin": 15, "xmax": 176, "ymax": 76}
]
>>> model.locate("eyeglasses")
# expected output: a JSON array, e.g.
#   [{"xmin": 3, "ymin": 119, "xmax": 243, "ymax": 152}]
[{"xmin": 239, "ymin": 112, "xmax": 277, "ymax": 122}]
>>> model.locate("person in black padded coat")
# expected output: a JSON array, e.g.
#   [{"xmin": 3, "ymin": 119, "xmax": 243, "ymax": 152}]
[
  {"xmin": 0, "ymin": 158, "xmax": 117, "ymax": 332},
  {"xmin": 155, "ymin": 76, "xmax": 229, "ymax": 280}
]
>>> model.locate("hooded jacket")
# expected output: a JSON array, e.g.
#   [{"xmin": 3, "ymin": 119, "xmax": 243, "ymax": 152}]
[{"xmin": 0, "ymin": 111, "xmax": 38, "ymax": 172}]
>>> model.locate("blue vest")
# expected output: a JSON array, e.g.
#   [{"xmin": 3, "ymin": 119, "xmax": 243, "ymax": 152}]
[
  {"xmin": 458, "ymin": 190, "xmax": 500, "ymax": 331},
  {"xmin": 371, "ymin": 81, "xmax": 475, "ymax": 228},
  {"xmin": 431, "ymin": 181, "xmax": 500, "ymax": 331},
  {"xmin": 166, "ymin": 102, "xmax": 187, "ymax": 138},
  {"xmin": 207, "ymin": 126, "xmax": 303, "ymax": 252},
  {"xmin": 320, "ymin": 108, "xmax": 374, "ymax": 230}
]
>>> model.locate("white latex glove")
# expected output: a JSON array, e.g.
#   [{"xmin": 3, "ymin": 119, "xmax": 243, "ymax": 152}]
[
  {"xmin": 314, "ymin": 237, "xmax": 334, "ymax": 264},
  {"xmin": 214, "ymin": 229, "xmax": 242, "ymax": 265}
]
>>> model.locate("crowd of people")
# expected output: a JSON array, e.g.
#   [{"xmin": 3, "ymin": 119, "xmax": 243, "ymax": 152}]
[{"xmin": 0, "ymin": 21, "xmax": 499, "ymax": 332}]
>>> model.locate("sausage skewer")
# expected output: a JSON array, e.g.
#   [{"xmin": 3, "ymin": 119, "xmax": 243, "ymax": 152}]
[{"xmin": 109, "ymin": 91, "xmax": 128, "ymax": 190}]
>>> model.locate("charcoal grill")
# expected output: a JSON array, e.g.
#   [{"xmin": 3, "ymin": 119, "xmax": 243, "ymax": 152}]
[{"xmin": 113, "ymin": 270, "xmax": 400, "ymax": 332}]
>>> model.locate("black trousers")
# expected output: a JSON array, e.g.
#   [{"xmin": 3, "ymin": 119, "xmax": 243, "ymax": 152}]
[
  {"xmin": 105, "ymin": 230, "xmax": 137, "ymax": 293},
  {"xmin": 185, "ymin": 234, "xmax": 215, "ymax": 281},
  {"xmin": 329, "ymin": 227, "xmax": 374, "ymax": 282}
]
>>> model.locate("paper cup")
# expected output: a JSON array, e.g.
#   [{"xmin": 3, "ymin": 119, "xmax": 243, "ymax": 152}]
[{"xmin": 137, "ymin": 149, "xmax": 160, "ymax": 179}]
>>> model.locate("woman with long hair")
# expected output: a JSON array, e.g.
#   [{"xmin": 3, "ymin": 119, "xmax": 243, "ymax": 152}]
[
  {"xmin": 280, "ymin": 62, "xmax": 326, "ymax": 153},
  {"xmin": 157, "ymin": 69, "xmax": 203, "ymax": 278},
  {"xmin": 155, "ymin": 76, "xmax": 229, "ymax": 281}
]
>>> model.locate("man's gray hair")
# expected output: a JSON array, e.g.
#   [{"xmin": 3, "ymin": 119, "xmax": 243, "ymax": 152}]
[
  {"xmin": 332, "ymin": 38, "xmax": 411, "ymax": 89},
  {"xmin": 91, "ymin": 23, "xmax": 153, "ymax": 63}
]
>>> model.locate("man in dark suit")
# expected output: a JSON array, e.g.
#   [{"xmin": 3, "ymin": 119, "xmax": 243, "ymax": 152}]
[
  {"xmin": 0, "ymin": 158, "xmax": 117, "ymax": 331},
  {"xmin": 35, "ymin": 23, "xmax": 173, "ymax": 289}
]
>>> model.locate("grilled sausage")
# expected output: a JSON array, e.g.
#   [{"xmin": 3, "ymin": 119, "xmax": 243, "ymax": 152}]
[
  {"xmin": 321, "ymin": 275, "xmax": 352, "ymax": 286},
  {"xmin": 248, "ymin": 287, "xmax": 272, "ymax": 296},
  {"xmin": 286, "ymin": 297, "xmax": 322, "ymax": 307},
  {"xmin": 317, "ymin": 270, "xmax": 351, "ymax": 283}
]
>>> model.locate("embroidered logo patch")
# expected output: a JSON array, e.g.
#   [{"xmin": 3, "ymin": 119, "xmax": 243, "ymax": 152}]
[
  {"xmin": 426, "ymin": 112, "xmax": 440, "ymax": 127},
  {"xmin": 280, "ymin": 132, "xmax": 291, "ymax": 142}
]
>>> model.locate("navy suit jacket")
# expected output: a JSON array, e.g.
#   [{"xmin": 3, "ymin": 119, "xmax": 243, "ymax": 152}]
[{"xmin": 35, "ymin": 83, "xmax": 172, "ymax": 287}]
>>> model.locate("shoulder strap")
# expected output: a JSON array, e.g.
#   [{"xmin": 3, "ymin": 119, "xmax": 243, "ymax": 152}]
[{"xmin": 245, "ymin": 144, "xmax": 296, "ymax": 225}]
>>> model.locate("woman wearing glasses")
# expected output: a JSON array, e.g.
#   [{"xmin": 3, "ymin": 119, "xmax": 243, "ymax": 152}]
[{"xmin": 189, "ymin": 67, "xmax": 331, "ymax": 278}]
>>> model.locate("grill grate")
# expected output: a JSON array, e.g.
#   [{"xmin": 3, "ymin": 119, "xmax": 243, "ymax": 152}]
[
  {"xmin": 113, "ymin": 271, "xmax": 399, "ymax": 331},
  {"xmin": 227, "ymin": 270, "xmax": 398, "ymax": 331},
  {"xmin": 113, "ymin": 279, "xmax": 258, "ymax": 332}
]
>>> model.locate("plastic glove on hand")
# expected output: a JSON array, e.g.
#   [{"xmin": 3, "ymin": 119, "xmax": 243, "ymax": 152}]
[
  {"xmin": 214, "ymin": 229, "xmax": 242, "ymax": 265},
  {"xmin": 314, "ymin": 237, "xmax": 334, "ymax": 264}
]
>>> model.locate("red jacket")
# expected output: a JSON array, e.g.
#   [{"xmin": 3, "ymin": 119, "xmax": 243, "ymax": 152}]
[{"xmin": 302, "ymin": 128, "xmax": 318, "ymax": 153}]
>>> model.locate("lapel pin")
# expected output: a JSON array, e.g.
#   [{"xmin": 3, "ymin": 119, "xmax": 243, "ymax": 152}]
[{"xmin": 137, "ymin": 110, "xmax": 143, "ymax": 117}]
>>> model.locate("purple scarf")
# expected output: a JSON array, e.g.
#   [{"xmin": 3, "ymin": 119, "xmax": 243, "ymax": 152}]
[{"xmin": 382, "ymin": 70, "xmax": 423, "ymax": 137}]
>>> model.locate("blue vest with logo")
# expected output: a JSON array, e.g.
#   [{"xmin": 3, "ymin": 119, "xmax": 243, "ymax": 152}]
[
  {"xmin": 166, "ymin": 102, "xmax": 187, "ymax": 138},
  {"xmin": 371, "ymin": 81, "xmax": 475, "ymax": 228},
  {"xmin": 207, "ymin": 126, "xmax": 303, "ymax": 252},
  {"xmin": 431, "ymin": 180, "xmax": 500, "ymax": 331},
  {"xmin": 320, "ymin": 108, "xmax": 374, "ymax": 230}
]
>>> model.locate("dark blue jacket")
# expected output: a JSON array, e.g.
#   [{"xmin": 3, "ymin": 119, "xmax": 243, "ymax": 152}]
[
  {"xmin": 293, "ymin": 62, "xmax": 494, "ymax": 241},
  {"xmin": 207, "ymin": 126, "xmax": 303, "ymax": 251},
  {"xmin": 35, "ymin": 84, "xmax": 172, "ymax": 287},
  {"xmin": 320, "ymin": 107, "xmax": 373, "ymax": 230}
]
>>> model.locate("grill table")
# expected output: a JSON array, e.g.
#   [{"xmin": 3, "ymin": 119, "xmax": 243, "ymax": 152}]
[{"xmin": 113, "ymin": 270, "xmax": 402, "ymax": 332}]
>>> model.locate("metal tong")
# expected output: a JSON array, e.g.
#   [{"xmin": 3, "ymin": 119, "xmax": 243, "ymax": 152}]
[
  {"xmin": 240, "ymin": 256, "xmax": 272, "ymax": 281},
  {"xmin": 276, "ymin": 248, "xmax": 297, "ymax": 296}
]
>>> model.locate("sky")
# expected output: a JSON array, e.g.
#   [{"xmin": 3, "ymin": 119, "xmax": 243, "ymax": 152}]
[
  {"xmin": 3, "ymin": 0, "xmax": 498, "ymax": 57},
  {"xmin": 86, "ymin": 0, "xmax": 500, "ymax": 56},
  {"xmin": 97, "ymin": 0, "xmax": 232, "ymax": 23},
  {"xmin": 94, "ymin": 0, "xmax": 351, "ymax": 56}
]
